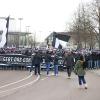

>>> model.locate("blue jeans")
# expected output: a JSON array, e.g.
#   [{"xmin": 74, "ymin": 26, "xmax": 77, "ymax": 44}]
[
  {"xmin": 97, "ymin": 60, "xmax": 100, "ymax": 68},
  {"xmin": 46, "ymin": 63, "xmax": 50, "ymax": 75},
  {"xmin": 54, "ymin": 65, "xmax": 58, "ymax": 75},
  {"xmin": 78, "ymin": 76, "xmax": 86, "ymax": 85},
  {"xmin": 88, "ymin": 60, "xmax": 93, "ymax": 69},
  {"xmin": 94, "ymin": 61, "xmax": 98, "ymax": 68},
  {"xmin": 99, "ymin": 60, "xmax": 100, "ymax": 68}
]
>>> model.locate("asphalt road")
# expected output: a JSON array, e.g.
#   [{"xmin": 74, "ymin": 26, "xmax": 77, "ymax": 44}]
[{"xmin": 0, "ymin": 70, "xmax": 100, "ymax": 100}]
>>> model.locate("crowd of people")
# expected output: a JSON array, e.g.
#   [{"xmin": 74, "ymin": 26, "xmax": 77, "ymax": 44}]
[
  {"xmin": 29, "ymin": 48, "xmax": 100, "ymax": 74},
  {"xmin": 30, "ymin": 49, "xmax": 89, "ymax": 89},
  {"xmin": 0, "ymin": 47, "xmax": 100, "ymax": 71},
  {"xmin": 0, "ymin": 47, "xmax": 100, "ymax": 89}
]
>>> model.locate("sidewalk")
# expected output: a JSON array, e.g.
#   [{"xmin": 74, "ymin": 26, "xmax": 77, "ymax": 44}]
[{"xmin": 90, "ymin": 69, "xmax": 100, "ymax": 76}]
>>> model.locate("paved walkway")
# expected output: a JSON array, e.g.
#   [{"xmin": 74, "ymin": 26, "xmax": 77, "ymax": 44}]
[
  {"xmin": 90, "ymin": 69, "xmax": 100, "ymax": 76},
  {"xmin": 0, "ymin": 70, "xmax": 100, "ymax": 100}
]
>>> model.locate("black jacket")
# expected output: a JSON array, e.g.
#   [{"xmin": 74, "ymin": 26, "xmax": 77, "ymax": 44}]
[
  {"xmin": 64, "ymin": 54, "xmax": 74, "ymax": 68},
  {"xmin": 45, "ymin": 54, "xmax": 52, "ymax": 63},
  {"xmin": 54, "ymin": 55, "xmax": 59, "ymax": 65},
  {"xmin": 32, "ymin": 53, "xmax": 42, "ymax": 65}
]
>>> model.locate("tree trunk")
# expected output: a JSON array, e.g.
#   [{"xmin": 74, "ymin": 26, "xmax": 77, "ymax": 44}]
[{"xmin": 99, "ymin": 7, "xmax": 100, "ymax": 49}]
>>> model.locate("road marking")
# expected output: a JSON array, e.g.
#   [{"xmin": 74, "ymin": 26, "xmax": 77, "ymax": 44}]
[
  {"xmin": 41, "ymin": 77, "xmax": 48, "ymax": 81},
  {"xmin": 0, "ymin": 75, "xmax": 40, "ymax": 95},
  {"xmin": 0, "ymin": 72, "xmax": 33, "ymax": 89},
  {"xmin": 41, "ymin": 73, "xmax": 54, "ymax": 81},
  {"xmin": 90, "ymin": 70, "xmax": 100, "ymax": 76}
]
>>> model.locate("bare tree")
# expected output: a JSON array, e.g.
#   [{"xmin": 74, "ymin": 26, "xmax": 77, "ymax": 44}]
[
  {"xmin": 67, "ymin": 1, "xmax": 99, "ymax": 50},
  {"xmin": 88, "ymin": 0, "xmax": 100, "ymax": 49}
]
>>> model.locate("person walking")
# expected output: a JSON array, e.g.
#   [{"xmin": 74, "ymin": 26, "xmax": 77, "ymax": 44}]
[
  {"xmin": 31, "ymin": 50, "xmax": 42, "ymax": 75},
  {"xmin": 64, "ymin": 52, "xmax": 74, "ymax": 79},
  {"xmin": 45, "ymin": 51, "xmax": 52, "ymax": 75},
  {"xmin": 53, "ymin": 54, "xmax": 59, "ymax": 76},
  {"xmin": 74, "ymin": 55, "xmax": 88, "ymax": 89},
  {"xmin": 30, "ymin": 53, "xmax": 35, "ymax": 73}
]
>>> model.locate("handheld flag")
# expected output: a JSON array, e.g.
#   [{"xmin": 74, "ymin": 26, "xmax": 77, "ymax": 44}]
[
  {"xmin": 52, "ymin": 32, "xmax": 70, "ymax": 48},
  {"xmin": 0, "ymin": 16, "xmax": 10, "ymax": 48}
]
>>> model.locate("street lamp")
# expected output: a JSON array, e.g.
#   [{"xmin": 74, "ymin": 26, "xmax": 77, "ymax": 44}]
[
  {"xmin": 25, "ymin": 26, "xmax": 30, "ymax": 47},
  {"xmin": 18, "ymin": 18, "xmax": 23, "ymax": 48},
  {"xmin": 26, "ymin": 26, "xmax": 30, "ymax": 32},
  {"xmin": 18, "ymin": 18, "xmax": 23, "ymax": 32}
]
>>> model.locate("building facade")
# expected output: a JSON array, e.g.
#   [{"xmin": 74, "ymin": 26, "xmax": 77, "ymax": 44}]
[
  {"xmin": 45, "ymin": 32, "xmax": 76, "ymax": 50},
  {"xmin": 0, "ymin": 31, "xmax": 31, "ymax": 48}
]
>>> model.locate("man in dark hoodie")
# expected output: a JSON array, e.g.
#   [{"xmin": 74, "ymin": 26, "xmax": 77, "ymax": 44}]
[
  {"xmin": 64, "ymin": 52, "xmax": 74, "ymax": 78},
  {"xmin": 32, "ymin": 50, "xmax": 42, "ymax": 75}
]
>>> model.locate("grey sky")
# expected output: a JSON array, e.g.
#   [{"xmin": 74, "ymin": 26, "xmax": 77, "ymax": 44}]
[{"xmin": 0, "ymin": 0, "xmax": 92, "ymax": 42}]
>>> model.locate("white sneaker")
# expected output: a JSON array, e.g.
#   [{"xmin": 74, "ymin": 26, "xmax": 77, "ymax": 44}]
[
  {"xmin": 55, "ymin": 74, "xmax": 58, "ymax": 76},
  {"xmin": 47, "ymin": 74, "xmax": 50, "ymax": 76},
  {"xmin": 84, "ymin": 84, "xmax": 88, "ymax": 89},
  {"xmin": 67, "ymin": 76, "xmax": 71, "ymax": 79}
]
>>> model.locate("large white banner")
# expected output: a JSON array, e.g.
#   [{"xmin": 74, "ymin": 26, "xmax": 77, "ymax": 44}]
[
  {"xmin": 55, "ymin": 38, "xmax": 67, "ymax": 48},
  {"xmin": 0, "ymin": 18, "xmax": 8, "ymax": 48}
]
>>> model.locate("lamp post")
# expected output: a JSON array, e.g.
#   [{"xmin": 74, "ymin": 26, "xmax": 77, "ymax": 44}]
[
  {"xmin": 18, "ymin": 18, "xmax": 23, "ymax": 48},
  {"xmin": 26, "ymin": 26, "xmax": 30, "ymax": 32},
  {"xmin": 18, "ymin": 18, "xmax": 23, "ymax": 32},
  {"xmin": 25, "ymin": 26, "xmax": 30, "ymax": 47}
]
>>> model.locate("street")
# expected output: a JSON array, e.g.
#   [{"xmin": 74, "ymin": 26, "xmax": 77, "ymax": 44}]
[{"xmin": 0, "ymin": 70, "xmax": 100, "ymax": 100}]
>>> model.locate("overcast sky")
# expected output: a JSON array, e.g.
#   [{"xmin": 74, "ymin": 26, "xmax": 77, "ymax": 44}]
[{"xmin": 0, "ymin": 0, "xmax": 92, "ymax": 42}]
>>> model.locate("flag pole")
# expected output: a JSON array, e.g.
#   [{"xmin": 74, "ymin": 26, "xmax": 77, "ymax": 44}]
[{"xmin": 5, "ymin": 16, "xmax": 10, "ymax": 48}]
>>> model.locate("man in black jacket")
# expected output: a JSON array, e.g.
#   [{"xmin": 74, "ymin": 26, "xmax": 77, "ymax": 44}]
[
  {"xmin": 32, "ymin": 51, "xmax": 42, "ymax": 75},
  {"xmin": 64, "ymin": 52, "xmax": 74, "ymax": 78}
]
